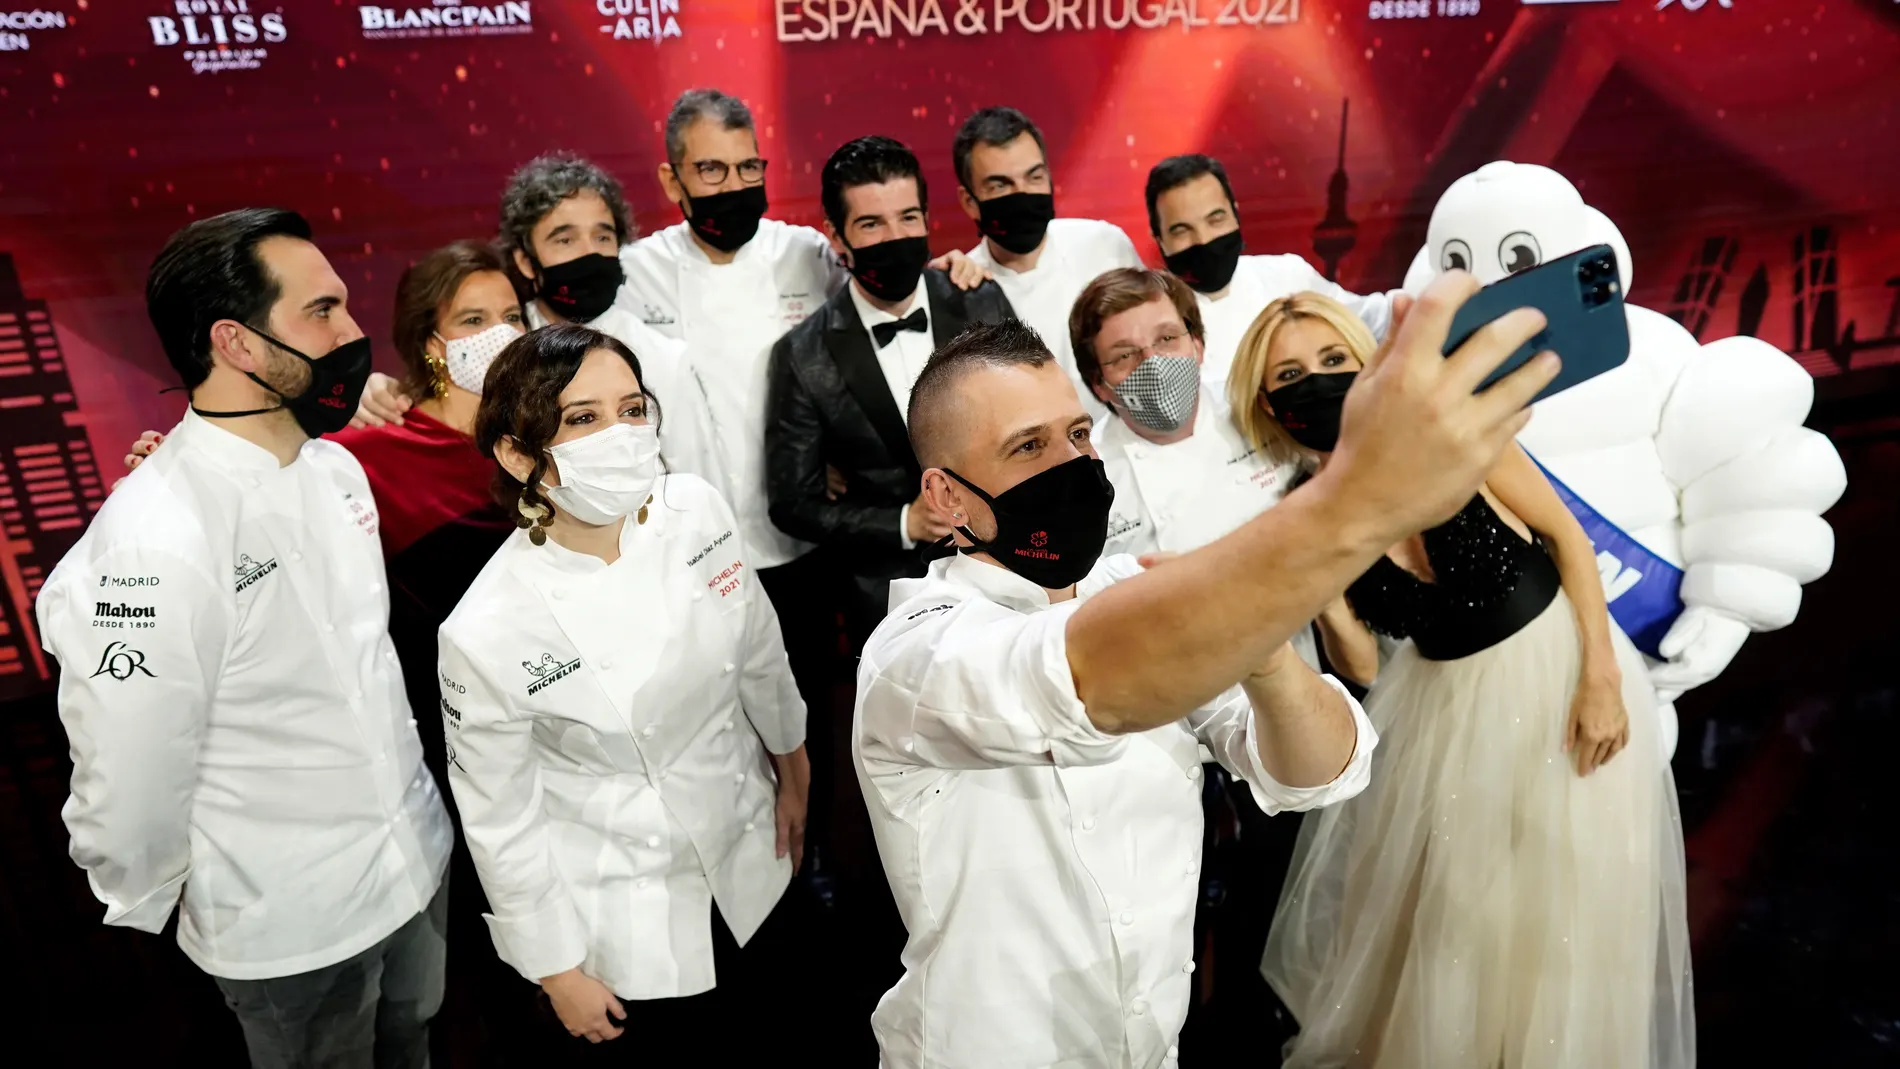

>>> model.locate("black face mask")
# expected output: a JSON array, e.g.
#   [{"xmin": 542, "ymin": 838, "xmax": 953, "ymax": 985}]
[
  {"xmin": 1267, "ymin": 370, "xmax": 1357, "ymax": 453},
  {"xmin": 846, "ymin": 235, "xmax": 931, "ymax": 303},
  {"xmin": 536, "ymin": 253, "xmax": 625, "ymax": 324},
  {"xmin": 975, "ymin": 191, "xmax": 1055, "ymax": 256},
  {"xmin": 1164, "ymin": 230, "xmax": 1244, "ymax": 294},
  {"xmin": 943, "ymin": 456, "xmax": 1115, "ymax": 590},
  {"xmin": 682, "ymin": 184, "xmax": 767, "ymax": 253},
  {"xmin": 193, "ymin": 327, "xmax": 374, "ymax": 439}
]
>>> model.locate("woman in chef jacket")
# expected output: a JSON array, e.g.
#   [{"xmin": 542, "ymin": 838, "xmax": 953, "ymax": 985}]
[{"xmin": 438, "ymin": 322, "xmax": 810, "ymax": 1060}]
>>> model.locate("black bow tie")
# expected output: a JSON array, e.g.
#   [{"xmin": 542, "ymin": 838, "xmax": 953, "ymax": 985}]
[{"xmin": 872, "ymin": 308, "xmax": 928, "ymax": 348}]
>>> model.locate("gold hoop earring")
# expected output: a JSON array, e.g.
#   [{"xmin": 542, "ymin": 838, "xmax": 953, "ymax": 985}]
[{"xmin": 516, "ymin": 493, "xmax": 554, "ymax": 546}]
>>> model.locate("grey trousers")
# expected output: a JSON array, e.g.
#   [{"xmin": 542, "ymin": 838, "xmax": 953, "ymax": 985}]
[{"xmin": 214, "ymin": 879, "xmax": 449, "ymax": 1069}]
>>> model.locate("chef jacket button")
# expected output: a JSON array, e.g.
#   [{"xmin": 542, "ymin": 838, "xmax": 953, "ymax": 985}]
[
  {"xmin": 369, "ymin": 582, "xmax": 382, "ymax": 595},
  {"xmin": 291, "ymin": 551, "xmax": 304, "ymax": 562},
  {"xmin": 552, "ymin": 588, "xmax": 565, "ymax": 600},
  {"xmin": 1168, "ymin": 1045, "xmax": 1180, "ymax": 1059},
  {"xmin": 1118, "ymin": 910, "xmax": 1133, "ymax": 925},
  {"xmin": 658, "ymin": 769, "xmax": 669, "ymax": 781},
  {"xmin": 1081, "ymin": 817, "xmax": 1096, "ymax": 831},
  {"xmin": 407, "ymin": 717, "xmax": 417, "ymax": 727},
  {"xmin": 722, "ymin": 662, "xmax": 735, "ymax": 674},
  {"xmin": 733, "ymin": 773, "xmax": 745, "ymax": 784},
  {"xmin": 323, "ymin": 623, "xmax": 336, "ymax": 634},
  {"xmin": 1181, "ymin": 961, "xmax": 1195, "ymax": 974},
  {"xmin": 637, "ymin": 878, "xmax": 650, "ymax": 890},
  {"xmin": 1186, "ymin": 766, "xmax": 1200, "ymax": 781},
  {"xmin": 1130, "ymin": 998, "xmax": 1148, "ymax": 1016},
  {"xmin": 601, "ymin": 659, "xmax": 615, "ymax": 670},
  {"xmin": 900, "ymin": 737, "xmax": 914, "ymax": 754},
  {"xmin": 745, "ymin": 821, "xmax": 756, "ymax": 833},
  {"xmin": 642, "ymin": 725, "xmax": 656, "ymax": 738},
  {"xmin": 721, "ymin": 719, "xmax": 734, "ymax": 732},
  {"xmin": 692, "ymin": 591, "xmax": 704, "ymax": 602},
  {"xmin": 645, "ymin": 835, "xmax": 661, "ymax": 848}
]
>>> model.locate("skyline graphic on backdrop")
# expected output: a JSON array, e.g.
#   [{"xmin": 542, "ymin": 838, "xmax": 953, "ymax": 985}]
[{"xmin": 0, "ymin": 253, "xmax": 102, "ymax": 702}]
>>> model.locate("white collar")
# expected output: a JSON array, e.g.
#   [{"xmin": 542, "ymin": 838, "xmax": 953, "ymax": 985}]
[
  {"xmin": 174, "ymin": 408, "xmax": 305, "ymax": 473},
  {"xmin": 847, "ymin": 275, "xmax": 929, "ymax": 332},
  {"xmin": 939, "ymin": 550, "xmax": 1064, "ymax": 613}
]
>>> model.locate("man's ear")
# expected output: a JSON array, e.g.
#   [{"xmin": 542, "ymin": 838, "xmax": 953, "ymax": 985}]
[
  {"xmin": 957, "ymin": 185, "xmax": 980, "ymax": 223},
  {"xmin": 208, "ymin": 319, "xmax": 264, "ymax": 374},
  {"xmin": 658, "ymin": 162, "xmax": 687, "ymax": 209},
  {"xmin": 824, "ymin": 220, "xmax": 851, "ymax": 265},
  {"xmin": 512, "ymin": 248, "xmax": 538, "ymax": 288}
]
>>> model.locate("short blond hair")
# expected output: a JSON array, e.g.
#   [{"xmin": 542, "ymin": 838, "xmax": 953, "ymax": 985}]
[{"xmin": 1225, "ymin": 291, "xmax": 1378, "ymax": 464}]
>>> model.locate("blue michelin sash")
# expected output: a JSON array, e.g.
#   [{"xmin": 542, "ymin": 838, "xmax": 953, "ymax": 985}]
[{"xmin": 1527, "ymin": 454, "xmax": 1684, "ymax": 659}]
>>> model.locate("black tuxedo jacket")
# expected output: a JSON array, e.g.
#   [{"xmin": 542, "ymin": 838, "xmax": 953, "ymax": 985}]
[{"xmin": 765, "ymin": 268, "xmax": 1015, "ymax": 581}]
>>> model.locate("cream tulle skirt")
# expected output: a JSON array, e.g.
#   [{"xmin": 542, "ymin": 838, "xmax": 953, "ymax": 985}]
[{"xmin": 1263, "ymin": 593, "xmax": 1695, "ymax": 1068}]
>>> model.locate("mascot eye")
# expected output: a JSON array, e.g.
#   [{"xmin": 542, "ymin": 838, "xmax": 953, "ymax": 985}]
[
  {"xmin": 1440, "ymin": 239, "xmax": 1473, "ymax": 274},
  {"xmin": 1499, "ymin": 232, "xmax": 1542, "ymax": 274}
]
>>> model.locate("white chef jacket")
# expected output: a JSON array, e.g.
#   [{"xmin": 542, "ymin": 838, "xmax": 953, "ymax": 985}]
[
  {"xmin": 620, "ymin": 219, "xmax": 850, "ymax": 569},
  {"xmin": 526, "ymin": 302, "xmax": 720, "ymax": 486},
  {"xmin": 438, "ymin": 472, "xmax": 806, "ymax": 1000},
  {"xmin": 37, "ymin": 410, "xmax": 451, "ymax": 980},
  {"xmin": 854, "ymin": 552, "xmax": 1376, "ymax": 1069},
  {"xmin": 1196, "ymin": 253, "xmax": 1395, "ymax": 390},
  {"xmin": 969, "ymin": 217, "xmax": 1144, "ymax": 423},
  {"xmin": 848, "ymin": 276, "xmax": 935, "ymax": 550}
]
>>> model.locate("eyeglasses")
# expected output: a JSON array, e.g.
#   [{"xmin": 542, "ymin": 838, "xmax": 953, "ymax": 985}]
[
  {"xmin": 690, "ymin": 157, "xmax": 768, "ymax": 186},
  {"xmin": 1100, "ymin": 331, "xmax": 1188, "ymax": 376}
]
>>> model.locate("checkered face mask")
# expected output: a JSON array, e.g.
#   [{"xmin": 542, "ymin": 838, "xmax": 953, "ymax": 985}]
[{"xmin": 1109, "ymin": 352, "xmax": 1202, "ymax": 433}]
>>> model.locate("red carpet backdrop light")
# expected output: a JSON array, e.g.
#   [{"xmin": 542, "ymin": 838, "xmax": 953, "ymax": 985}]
[{"xmin": 0, "ymin": 0, "xmax": 1895, "ymax": 700}]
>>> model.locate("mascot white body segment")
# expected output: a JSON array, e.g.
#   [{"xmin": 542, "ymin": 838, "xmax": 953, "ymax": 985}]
[{"xmin": 1402, "ymin": 162, "xmax": 1846, "ymax": 758}]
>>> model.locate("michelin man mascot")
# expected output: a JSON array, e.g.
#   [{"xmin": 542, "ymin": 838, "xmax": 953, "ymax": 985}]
[{"xmin": 1403, "ymin": 162, "xmax": 1846, "ymax": 759}]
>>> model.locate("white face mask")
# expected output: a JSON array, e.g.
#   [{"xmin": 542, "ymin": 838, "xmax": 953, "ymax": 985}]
[
  {"xmin": 540, "ymin": 422, "xmax": 661, "ymax": 527},
  {"xmin": 437, "ymin": 323, "xmax": 523, "ymax": 394}
]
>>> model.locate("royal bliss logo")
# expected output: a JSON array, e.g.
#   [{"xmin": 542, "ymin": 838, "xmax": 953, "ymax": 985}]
[
  {"xmin": 359, "ymin": 1, "xmax": 534, "ymax": 40},
  {"xmin": 522, "ymin": 652, "xmax": 581, "ymax": 695},
  {"xmin": 148, "ymin": 1, "xmax": 287, "ymax": 75},
  {"xmin": 0, "ymin": 9, "xmax": 70, "ymax": 52},
  {"xmin": 91, "ymin": 642, "xmax": 155, "ymax": 682},
  {"xmin": 93, "ymin": 601, "xmax": 158, "ymax": 630},
  {"xmin": 593, "ymin": 0, "xmax": 682, "ymax": 44},
  {"xmin": 234, "ymin": 552, "xmax": 279, "ymax": 592}
]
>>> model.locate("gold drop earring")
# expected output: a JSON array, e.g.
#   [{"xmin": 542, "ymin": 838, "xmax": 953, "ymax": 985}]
[{"xmin": 516, "ymin": 493, "xmax": 554, "ymax": 546}]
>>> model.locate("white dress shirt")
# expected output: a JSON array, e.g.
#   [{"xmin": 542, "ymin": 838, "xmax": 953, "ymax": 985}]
[
  {"xmin": 38, "ymin": 411, "xmax": 451, "ymax": 980},
  {"xmin": 526, "ymin": 302, "xmax": 720, "ymax": 486},
  {"xmin": 969, "ymin": 218, "xmax": 1144, "ymax": 423},
  {"xmin": 620, "ymin": 219, "xmax": 850, "ymax": 569},
  {"xmin": 848, "ymin": 277, "xmax": 935, "ymax": 550},
  {"xmin": 854, "ymin": 552, "xmax": 1376, "ymax": 1069},
  {"xmin": 439, "ymin": 473, "xmax": 805, "ymax": 999},
  {"xmin": 1196, "ymin": 254, "xmax": 1395, "ymax": 390}
]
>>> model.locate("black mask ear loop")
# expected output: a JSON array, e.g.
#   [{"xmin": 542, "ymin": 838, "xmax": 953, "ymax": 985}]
[
  {"xmin": 939, "ymin": 468, "xmax": 1000, "ymax": 557},
  {"xmin": 188, "ymin": 323, "xmax": 299, "ymax": 419}
]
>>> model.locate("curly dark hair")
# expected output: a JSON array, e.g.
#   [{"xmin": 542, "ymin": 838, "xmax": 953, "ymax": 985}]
[
  {"xmin": 474, "ymin": 324, "xmax": 663, "ymax": 515},
  {"xmin": 496, "ymin": 153, "xmax": 637, "ymax": 300}
]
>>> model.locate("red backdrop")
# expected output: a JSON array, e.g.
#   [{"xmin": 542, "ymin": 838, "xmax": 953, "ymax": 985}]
[{"xmin": 1, "ymin": 0, "xmax": 1896, "ymax": 697}]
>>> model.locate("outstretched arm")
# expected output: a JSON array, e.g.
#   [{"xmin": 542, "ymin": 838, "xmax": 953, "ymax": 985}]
[{"xmin": 1066, "ymin": 272, "xmax": 1558, "ymax": 733}]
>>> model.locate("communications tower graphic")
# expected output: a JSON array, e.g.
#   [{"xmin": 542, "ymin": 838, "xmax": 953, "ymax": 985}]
[
  {"xmin": 0, "ymin": 254, "xmax": 104, "ymax": 700},
  {"xmin": 1311, "ymin": 100, "xmax": 1358, "ymax": 283}
]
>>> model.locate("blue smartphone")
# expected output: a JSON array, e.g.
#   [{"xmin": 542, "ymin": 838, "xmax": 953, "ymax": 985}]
[{"xmin": 1440, "ymin": 243, "xmax": 1629, "ymax": 402}]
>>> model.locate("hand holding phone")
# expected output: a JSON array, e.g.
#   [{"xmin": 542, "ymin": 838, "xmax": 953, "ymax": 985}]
[{"xmin": 1441, "ymin": 244, "xmax": 1630, "ymax": 403}]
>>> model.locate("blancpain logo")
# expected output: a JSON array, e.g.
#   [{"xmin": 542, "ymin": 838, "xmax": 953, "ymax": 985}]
[
  {"xmin": 0, "ymin": 9, "xmax": 68, "ymax": 52},
  {"xmin": 148, "ymin": 1, "xmax": 287, "ymax": 75},
  {"xmin": 594, "ymin": 0, "xmax": 681, "ymax": 44},
  {"xmin": 360, "ymin": 1, "xmax": 534, "ymax": 40}
]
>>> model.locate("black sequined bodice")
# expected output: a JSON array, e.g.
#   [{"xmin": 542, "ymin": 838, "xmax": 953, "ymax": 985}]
[{"xmin": 1346, "ymin": 495, "xmax": 1561, "ymax": 661}]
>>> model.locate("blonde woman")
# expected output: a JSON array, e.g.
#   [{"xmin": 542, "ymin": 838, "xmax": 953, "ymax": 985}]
[{"xmin": 1236, "ymin": 293, "xmax": 1694, "ymax": 1068}]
